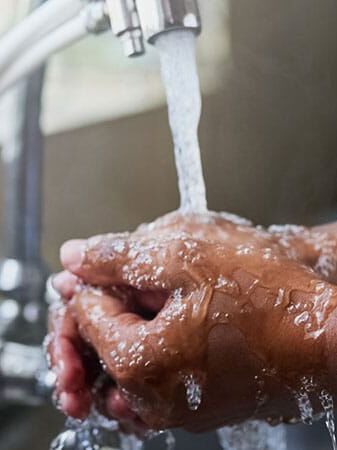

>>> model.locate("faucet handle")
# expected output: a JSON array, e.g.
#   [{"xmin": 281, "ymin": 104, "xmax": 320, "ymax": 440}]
[{"xmin": 106, "ymin": 0, "xmax": 145, "ymax": 57}]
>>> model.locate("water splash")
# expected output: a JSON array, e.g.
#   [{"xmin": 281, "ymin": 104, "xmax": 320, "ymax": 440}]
[
  {"xmin": 183, "ymin": 373, "xmax": 202, "ymax": 411},
  {"xmin": 156, "ymin": 30, "xmax": 207, "ymax": 214},
  {"xmin": 147, "ymin": 430, "xmax": 175, "ymax": 450},
  {"xmin": 165, "ymin": 430, "xmax": 176, "ymax": 450},
  {"xmin": 50, "ymin": 409, "xmax": 142, "ymax": 450},
  {"xmin": 119, "ymin": 434, "xmax": 143, "ymax": 450},
  {"xmin": 294, "ymin": 390, "xmax": 314, "ymax": 425},
  {"xmin": 319, "ymin": 390, "xmax": 337, "ymax": 450},
  {"xmin": 217, "ymin": 421, "xmax": 287, "ymax": 450}
]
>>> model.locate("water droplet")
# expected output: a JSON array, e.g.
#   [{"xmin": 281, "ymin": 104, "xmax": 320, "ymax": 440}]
[
  {"xmin": 274, "ymin": 288, "xmax": 285, "ymax": 307},
  {"xmin": 183, "ymin": 374, "xmax": 202, "ymax": 411},
  {"xmin": 294, "ymin": 311, "xmax": 310, "ymax": 327}
]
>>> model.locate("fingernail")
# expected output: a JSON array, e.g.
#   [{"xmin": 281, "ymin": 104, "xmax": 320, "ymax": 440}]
[
  {"xmin": 52, "ymin": 271, "xmax": 78, "ymax": 293},
  {"xmin": 53, "ymin": 272, "xmax": 70, "ymax": 292},
  {"xmin": 60, "ymin": 240, "xmax": 86, "ymax": 271}
]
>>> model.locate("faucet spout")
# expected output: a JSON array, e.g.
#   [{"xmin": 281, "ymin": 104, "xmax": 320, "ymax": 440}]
[
  {"xmin": 135, "ymin": 0, "xmax": 201, "ymax": 44},
  {"xmin": 107, "ymin": 0, "xmax": 201, "ymax": 57}
]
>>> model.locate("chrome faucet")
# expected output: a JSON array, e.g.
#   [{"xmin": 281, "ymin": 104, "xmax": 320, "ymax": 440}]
[
  {"xmin": 107, "ymin": 0, "xmax": 202, "ymax": 57},
  {"xmin": 0, "ymin": 0, "xmax": 202, "ymax": 94}
]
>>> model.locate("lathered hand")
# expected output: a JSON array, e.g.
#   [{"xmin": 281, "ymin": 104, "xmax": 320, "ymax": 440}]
[{"xmin": 49, "ymin": 212, "xmax": 337, "ymax": 432}]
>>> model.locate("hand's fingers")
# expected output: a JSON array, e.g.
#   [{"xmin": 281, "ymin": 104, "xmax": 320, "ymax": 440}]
[
  {"xmin": 269, "ymin": 225, "xmax": 337, "ymax": 280},
  {"xmin": 103, "ymin": 388, "xmax": 149, "ymax": 436},
  {"xmin": 48, "ymin": 303, "xmax": 91, "ymax": 399},
  {"xmin": 135, "ymin": 290, "xmax": 167, "ymax": 314},
  {"xmin": 103, "ymin": 387, "xmax": 138, "ymax": 422},
  {"xmin": 61, "ymin": 233, "xmax": 197, "ymax": 291},
  {"xmin": 59, "ymin": 390, "xmax": 92, "ymax": 420},
  {"xmin": 70, "ymin": 289, "xmax": 147, "ymax": 380},
  {"xmin": 52, "ymin": 271, "xmax": 79, "ymax": 300}
]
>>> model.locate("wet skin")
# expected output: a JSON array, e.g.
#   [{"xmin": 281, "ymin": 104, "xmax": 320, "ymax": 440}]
[{"xmin": 48, "ymin": 212, "xmax": 337, "ymax": 434}]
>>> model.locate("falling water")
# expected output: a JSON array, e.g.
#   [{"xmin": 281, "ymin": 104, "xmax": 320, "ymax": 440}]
[
  {"xmin": 147, "ymin": 430, "xmax": 176, "ymax": 450},
  {"xmin": 183, "ymin": 373, "xmax": 202, "ymax": 411},
  {"xmin": 319, "ymin": 390, "xmax": 337, "ymax": 450},
  {"xmin": 217, "ymin": 421, "xmax": 287, "ymax": 450},
  {"xmin": 156, "ymin": 30, "xmax": 208, "ymax": 214},
  {"xmin": 165, "ymin": 431, "xmax": 176, "ymax": 450},
  {"xmin": 294, "ymin": 390, "xmax": 314, "ymax": 425}
]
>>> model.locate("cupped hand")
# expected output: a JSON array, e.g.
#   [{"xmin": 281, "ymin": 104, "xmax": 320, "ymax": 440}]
[{"xmin": 48, "ymin": 212, "xmax": 337, "ymax": 432}]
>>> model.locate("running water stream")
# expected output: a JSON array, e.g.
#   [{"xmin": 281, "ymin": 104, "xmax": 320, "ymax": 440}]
[{"xmin": 156, "ymin": 30, "xmax": 207, "ymax": 214}]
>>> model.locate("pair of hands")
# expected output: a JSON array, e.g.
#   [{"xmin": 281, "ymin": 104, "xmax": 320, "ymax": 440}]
[{"xmin": 48, "ymin": 212, "xmax": 337, "ymax": 434}]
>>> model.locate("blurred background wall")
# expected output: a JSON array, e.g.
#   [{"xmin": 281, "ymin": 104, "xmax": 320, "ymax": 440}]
[{"xmin": 0, "ymin": 0, "xmax": 337, "ymax": 448}]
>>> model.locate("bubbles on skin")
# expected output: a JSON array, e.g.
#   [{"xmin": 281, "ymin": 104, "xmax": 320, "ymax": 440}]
[
  {"xmin": 43, "ymin": 332, "xmax": 54, "ymax": 367},
  {"xmin": 162, "ymin": 288, "xmax": 188, "ymax": 323},
  {"xmin": 236, "ymin": 244, "xmax": 255, "ymax": 256},
  {"xmin": 86, "ymin": 233, "xmax": 130, "ymax": 262},
  {"xmin": 254, "ymin": 374, "xmax": 268, "ymax": 412},
  {"xmin": 252, "ymin": 368, "xmax": 279, "ymax": 415},
  {"xmin": 262, "ymin": 248, "xmax": 275, "ymax": 261},
  {"xmin": 289, "ymin": 284, "xmax": 333, "ymax": 340},
  {"xmin": 177, "ymin": 238, "xmax": 203, "ymax": 265},
  {"xmin": 212, "ymin": 311, "xmax": 230, "ymax": 324},
  {"xmin": 139, "ymin": 210, "xmax": 252, "ymax": 234},
  {"xmin": 110, "ymin": 339, "xmax": 146, "ymax": 372},
  {"xmin": 215, "ymin": 275, "xmax": 237, "ymax": 291},
  {"xmin": 294, "ymin": 311, "xmax": 310, "ymax": 327},
  {"xmin": 268, "ymin": 225, "xmax": 337, "ymax": 279},
  {"xmin": 274, "ymin": 288, "xmax": 285, "ymax": 307},
  {"xmin": 89, "ymin": 304, "xmax": 106, "ymax": 324},
  {"xmin": 215, "ymin": 211, "xmax": 252, "ymax": 227}
]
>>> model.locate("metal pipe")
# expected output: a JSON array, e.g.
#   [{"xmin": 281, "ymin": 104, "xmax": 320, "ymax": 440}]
[
  {"xmin": 0, "ymin": 16, "xmax": 87, "ymax": 96},
  {"xmin": 0, "ymin": 0, "xmax": 83, "ymax": 75},
  {"xmin": 0, "ymin": 0, "xmax": 51, "ymax": 407},
  {"xmin": 0, "ymin": 74, "xmax": 45, "ymax": 264},
  {"xmin": 0, "ymin": 2, "xmax": 110, "ymax": 96}
]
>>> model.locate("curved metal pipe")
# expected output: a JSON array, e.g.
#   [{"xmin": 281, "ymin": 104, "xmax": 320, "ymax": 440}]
[
  {"xmin": 0, "ymin": 0, "xmax": 83, "ymax": 75},
  {"xmin": 0, "ymin": 2, "xmax": 110, "ymax": 96}
]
